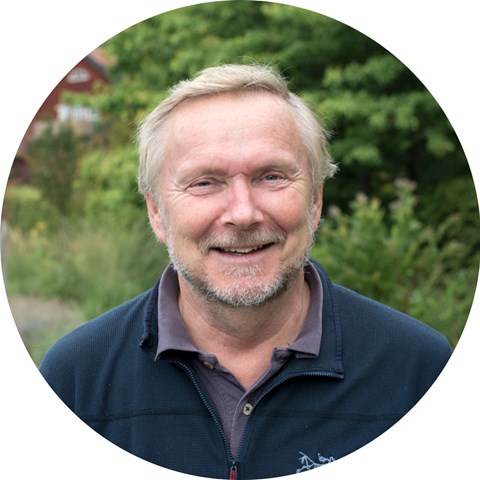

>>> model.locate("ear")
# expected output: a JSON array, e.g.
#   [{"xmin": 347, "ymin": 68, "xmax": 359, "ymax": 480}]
[
  {"xmin": 311, "ymin": 185, "xmax": 323, "ymax": 230},
  {"xmin": 145, "ymin": 194, "xmax": 167, "ymax": 244}
]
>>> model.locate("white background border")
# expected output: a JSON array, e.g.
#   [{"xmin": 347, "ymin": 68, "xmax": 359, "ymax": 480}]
[{"xmin": 1, "ymin": 1, "xmax": 478, "ymax": 478}]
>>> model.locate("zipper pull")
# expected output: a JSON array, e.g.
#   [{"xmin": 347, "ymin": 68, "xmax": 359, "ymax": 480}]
[{"xmin": 229, "ymin": 462, "xmax": 237, "ymax": 480}]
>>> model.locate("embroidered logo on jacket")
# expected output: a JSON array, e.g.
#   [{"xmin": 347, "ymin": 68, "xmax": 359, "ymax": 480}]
[{"xmin": 297, "ymin": 451, "xmax": 336, "ymax": 472}]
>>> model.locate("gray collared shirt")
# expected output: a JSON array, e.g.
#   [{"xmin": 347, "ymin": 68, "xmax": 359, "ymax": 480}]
[{"xmin": 156, "ymin": 261, "xmax": 323, "ymax": 457}]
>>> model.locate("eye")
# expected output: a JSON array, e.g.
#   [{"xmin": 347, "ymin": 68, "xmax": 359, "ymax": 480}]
[
  {"xmin": 192, "ymin": 180, "xmax": 213, "ymax": 188},
  {"xmin": 264, "ymin": 174, "xmax": 283, "ymax": 181},
  {"xmin": 259, "ymin": 171, "xmax": 289, "ymax": 185},
  {"xmin": 187, "ymin": 177, "xmax": 221, "ymax": 195}
]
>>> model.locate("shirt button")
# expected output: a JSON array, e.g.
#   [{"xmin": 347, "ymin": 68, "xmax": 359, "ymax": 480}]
[
  {"xmin": 243, "ymin": 403, "xmax": 253, "ymax": 416},
  {"xmin": 203, "ymin": 361, "xmax": 215, "ymax": 369}
]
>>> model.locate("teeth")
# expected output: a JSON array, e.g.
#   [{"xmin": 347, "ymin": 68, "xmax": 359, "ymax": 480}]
[{"xmin": 222, "ymin": 245, "xmax": 263, "ymax": 254}]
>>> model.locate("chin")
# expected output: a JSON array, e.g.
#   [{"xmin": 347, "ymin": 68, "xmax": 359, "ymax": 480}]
[{"xmin": 198, "ymin": 267, "xmax": 301, "ymax": 309}]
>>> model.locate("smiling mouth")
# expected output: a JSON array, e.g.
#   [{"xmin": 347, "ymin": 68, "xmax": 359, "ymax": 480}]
[
  {"xmin": 215, "ymin": 243, "xmax": 273, "ymax": 255},
  {"xmin": 201, "ymin": 230, "xmax": 286, "ymax": 255}
]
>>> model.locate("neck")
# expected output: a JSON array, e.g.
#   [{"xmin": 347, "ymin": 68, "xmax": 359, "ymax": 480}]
[{"xmin": 177, "ymin": 273, "xmax": 310, "ymax": 388}]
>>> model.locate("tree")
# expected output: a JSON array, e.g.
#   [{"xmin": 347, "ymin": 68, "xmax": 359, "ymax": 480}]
[
  {"xmin": 27, "ymin": 123, "xmax": 81, "ymax": 217},
  {"xmin": 85, "ymin": 2, "xmax": 471, "ymax": 206}
]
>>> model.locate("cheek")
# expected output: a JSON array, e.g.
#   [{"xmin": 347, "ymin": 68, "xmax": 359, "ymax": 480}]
[
  {"xmin": 266, "ymin": 194, "xmax": 312, "ymax": 231},
  {"xmin": 168, "ymin": 198, "xmax": 221, "ymax": 242}
]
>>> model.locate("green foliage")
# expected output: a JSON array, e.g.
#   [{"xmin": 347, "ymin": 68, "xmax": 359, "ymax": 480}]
[
  {"xmin": 66, "ymin": 218, "xmax": 169, "ymax": 319},
  {"xmin": 312, "ymin": 179, "xmax": 477, "ymax": 346},
  {"xmin": 5, "ymin": 226, "xmax": 78, "ymax": 300},
  {"xmin": 418, "ymin": 176, "xmax": 479, "ymax": 263},
  {"xmin": 5, "ymin": 217, "xmax": 169, "ymax": 321},
  {"xmin": 3, "ymin": 184, "xmax": 60, "ymax": 233},
  {"xmin": 72, "ymin": 145, "xmax": 143, "ymax": 227},
  {"xmin": 27, "ymin": 123, "xmax": 82, "ymax": 216}
]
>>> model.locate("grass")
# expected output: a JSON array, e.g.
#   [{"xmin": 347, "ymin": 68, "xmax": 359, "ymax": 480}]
[{"xmin": 3, "ymin": 216, "xmax": 169, "ymax": 365}]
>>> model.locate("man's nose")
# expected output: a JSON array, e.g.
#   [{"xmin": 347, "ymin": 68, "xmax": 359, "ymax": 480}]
[{"xmin": 219, "ymin": 179, "xmax": 264, "ymax": 229}]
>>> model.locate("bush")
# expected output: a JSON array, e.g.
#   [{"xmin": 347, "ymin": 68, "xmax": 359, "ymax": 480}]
[
  {"xmin": 28, "ymin": 123, "xmax": 81, "ymax": 216},
  {"xmin": 4, "ymin": 215, "xmax": 169, "ymax": 320},
  {"xmin": 311, "ymin": 179, "xmax": 477, "ymax": 346},
  {"xmin": 4, "ymin": 224, "xmax": 77, "ymax": 299},
  {"xmin": 72, "ymin": 145, "xmax": 143, "ymax": 228},
  {"xmin": 2, "ymin": 184, "xmax": 60, "ymax": 233},
  {"xmin": 419, "ymin": 176, "xmax": 479, "ymax": 265},
  {"xmin": 68, "ymin": 216, "xmax": 169, "ymax": 319}
]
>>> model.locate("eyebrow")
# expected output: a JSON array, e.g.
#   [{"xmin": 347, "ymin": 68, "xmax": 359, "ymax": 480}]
[{"xmin": 174, "ymin": 157, "xmax": 301, "ymax": 184}]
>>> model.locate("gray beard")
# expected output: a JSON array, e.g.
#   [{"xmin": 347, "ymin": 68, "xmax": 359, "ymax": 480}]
[
  {"xmin": 169, "ymin": 248, "xmax": 308, "ymax": 309},
  {"xmin": 165, "ymin": 228, "xmax": 314, "ymax": 309}
]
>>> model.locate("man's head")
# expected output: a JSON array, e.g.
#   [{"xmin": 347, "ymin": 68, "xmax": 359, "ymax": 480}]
[
  {"xmin": 137, "ymin": 64, "xmax": 337, "ymax": 201},
  {"xmin": 138, "ymin": 64, "xmax": 337, "ymax": 308}
]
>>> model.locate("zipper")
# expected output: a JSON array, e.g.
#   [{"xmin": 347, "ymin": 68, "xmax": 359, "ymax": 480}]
[
  {"xmin": 167, "ymin": 359, "xmax": 238, "ymax": 479},
  {"xmin": 168, "ymin": 359, "xmax": 342, "ymax": 479},
  {"xmin": 229, "ymin": 462, "xmax": 237, "ymax": 480},
  {"xmin": 235, "ymin": 370, "xmax": 343, "ymax": 458}
]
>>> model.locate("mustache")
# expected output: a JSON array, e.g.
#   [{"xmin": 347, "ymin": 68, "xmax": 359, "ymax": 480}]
[{"xmin": 199, "ymin": 229, "xmax": 287, "ymax": 254}]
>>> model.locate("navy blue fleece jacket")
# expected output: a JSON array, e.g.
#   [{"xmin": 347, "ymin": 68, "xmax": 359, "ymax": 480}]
[{"xmin": 39, "ymin": 262, "xmax": 452, "ymax": 479}]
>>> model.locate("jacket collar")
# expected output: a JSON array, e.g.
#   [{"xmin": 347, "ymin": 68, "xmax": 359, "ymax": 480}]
[{"xmin": 280, "ymin": 259, "xmax": 344, "ymax": 377}]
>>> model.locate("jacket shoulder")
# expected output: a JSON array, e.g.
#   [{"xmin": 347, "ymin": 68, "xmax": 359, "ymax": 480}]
[
  {"xmin": 335, "ymin": 283, "xmax": 450, "ymax": 338},
  {"xmin": 311, "ymin": 259, "xmax": 452, "ymax": 354},
  {"xmin": 39, "ymin": 285, "xmax": 157, "ymax": 405},
  {"xmin": 331, "ymin": 282, "xmax": 452, "ymax": 374}
]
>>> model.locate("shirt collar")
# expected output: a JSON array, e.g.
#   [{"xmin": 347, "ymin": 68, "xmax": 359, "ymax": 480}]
[{"xmin": 155, "ymin": 261, "xmax": 323, "ymax": 360}]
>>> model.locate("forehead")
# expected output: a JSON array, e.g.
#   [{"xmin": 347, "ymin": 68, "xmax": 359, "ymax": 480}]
[
  {"xmin": 163, "ymin": 91, "xmax": 304, "ymax": 161},
  {"xmin": 170, "ymin": 89, "xmax": 294, "ymax": 121}
]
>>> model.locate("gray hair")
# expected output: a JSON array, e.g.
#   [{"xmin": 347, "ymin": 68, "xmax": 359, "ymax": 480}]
[{"xmin": 137, "ymin": 64, "xmax": 337, "ymax": 200}]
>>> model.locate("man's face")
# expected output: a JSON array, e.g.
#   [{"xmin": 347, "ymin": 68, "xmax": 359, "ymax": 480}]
[{"xmin": 147, "ymin": 92, "xmax": 323, "ymax": 308}]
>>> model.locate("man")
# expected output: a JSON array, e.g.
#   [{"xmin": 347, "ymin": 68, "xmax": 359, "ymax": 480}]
[{"xmin": 40, "ymin": 64, "xmax": 452, "ymax": 479}]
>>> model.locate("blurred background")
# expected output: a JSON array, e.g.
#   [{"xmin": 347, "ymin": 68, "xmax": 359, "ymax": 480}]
[{"xmin": 2, "ymin": 1, "xmax": 478, "ymax": 365}]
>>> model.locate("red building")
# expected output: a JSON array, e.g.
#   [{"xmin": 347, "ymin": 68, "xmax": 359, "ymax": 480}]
[{"xmin": 10, "ymin": 48, "xmax": 113, "ymax": 184}]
